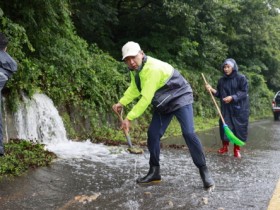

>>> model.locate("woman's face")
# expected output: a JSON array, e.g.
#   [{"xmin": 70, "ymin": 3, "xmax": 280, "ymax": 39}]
[{"xmin": 223, "ymin": 64, "xmax": 233, "ymax": 75}]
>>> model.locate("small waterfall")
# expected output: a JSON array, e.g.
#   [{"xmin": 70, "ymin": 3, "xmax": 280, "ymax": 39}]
[
  {"xmin": 13, "ymin": 93, "xmax": 120, "ymax": 160},
  {"xmin": 15, "ymin": 93, "xmax": 68, "ymax": 144}
]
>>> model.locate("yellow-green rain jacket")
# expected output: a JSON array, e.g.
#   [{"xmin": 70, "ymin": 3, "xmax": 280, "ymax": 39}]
[{"xmin": 119, "ymin": 56, "xmax": 193, "ymax": 120}]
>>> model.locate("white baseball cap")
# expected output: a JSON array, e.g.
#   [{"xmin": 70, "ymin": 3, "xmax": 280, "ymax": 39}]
[{"xmin": 122, "ymin": 41, "xmax": 141, "ymax": 60}]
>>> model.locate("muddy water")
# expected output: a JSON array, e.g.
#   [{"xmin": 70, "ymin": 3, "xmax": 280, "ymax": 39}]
[{"xmin": 0, "ymin": 119, "xmax": 280, "ymax": 210}]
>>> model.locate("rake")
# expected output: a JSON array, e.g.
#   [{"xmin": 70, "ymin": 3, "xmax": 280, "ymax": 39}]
[{"xmin": 113, "ymin": 108, "xmax": 144, "ymax": 154}]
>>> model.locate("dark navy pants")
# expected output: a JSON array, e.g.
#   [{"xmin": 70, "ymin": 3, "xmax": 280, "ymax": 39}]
[{"xmin": 147, "ymin": 104, "xmax": 206, "ymax": 168}]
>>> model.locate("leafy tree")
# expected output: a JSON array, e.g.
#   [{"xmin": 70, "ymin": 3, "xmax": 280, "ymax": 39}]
[
  {"xmin": 0, "ymin": 0, "xmax": 278, "ymax": 141},
  {"xmin": 70, "ymin": 0, "xmax": 119, "ymax": 55},
  {"xmin": 218, "ymin": 0, "xmax": 280, "ymax": 91}
]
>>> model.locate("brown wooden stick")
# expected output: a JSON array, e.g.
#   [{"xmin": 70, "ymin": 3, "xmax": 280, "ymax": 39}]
[
  {"xmin": 113, "ymin": 108, "xmax": 133, "ymax": 148},
  {"xmin": 201, "ymin": 73, "xmax": 226, "ymax": 124}
]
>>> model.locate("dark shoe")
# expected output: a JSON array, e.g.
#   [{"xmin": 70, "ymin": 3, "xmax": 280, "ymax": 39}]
[
  {"xmin": 0, "ymin": 153, "xmax": 4, "ymax": 157},
  {"xmin": 136, "ymin": 166, "xmax": 161, "ymax": 184},
  {"xmin": 199, "ymin": 166, "xmax": 215, "ymax": 188},
  {"xmin": 218, "ymin": 141, "xmax": 229, "ymax": 154},
  {"xmin": 234, "ymin": 145, "xmax": 241, "ymax": 158}
]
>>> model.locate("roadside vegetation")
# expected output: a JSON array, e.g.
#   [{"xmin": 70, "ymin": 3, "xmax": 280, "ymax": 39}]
[
  {"xmin": 0, "ymin": 1, "xmax": 277, "ymax": 145},
  {"xmin": 0, "ymin": 140, "xmax": 56, "ymax": 179}
]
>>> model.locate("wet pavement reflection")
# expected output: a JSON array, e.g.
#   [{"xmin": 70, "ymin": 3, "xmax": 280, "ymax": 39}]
[{"xmin": 0, "ymin": 119, "xmax": 280, "ymax": 210}]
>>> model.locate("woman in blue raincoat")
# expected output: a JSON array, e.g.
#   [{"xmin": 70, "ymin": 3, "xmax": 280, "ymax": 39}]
[{"xmin": 205, "ymin": 58, "xmax": 249, "ymax": 158}]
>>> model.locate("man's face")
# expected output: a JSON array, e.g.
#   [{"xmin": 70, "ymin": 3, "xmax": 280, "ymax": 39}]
[
  {"xmin": 124, "ymin": 51, "xmax": 144, "ymax": 70},
  {"xmin": 223, "ymin": 64, "xmax": 233, "ymax": 75}
]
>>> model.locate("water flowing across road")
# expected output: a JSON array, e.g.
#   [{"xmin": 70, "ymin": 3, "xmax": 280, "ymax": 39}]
[{"xmin": 0, "ymin": 93, "xmax": 279, "ymax": 209}]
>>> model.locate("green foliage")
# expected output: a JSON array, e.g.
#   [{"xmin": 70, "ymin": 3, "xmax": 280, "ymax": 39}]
[
  {"xmin": 0, "ymin": 0, "xmax": 279, "ymax": 142},
  {"xmin": 245, "ymin": 72, "xmax": 273, "ymax": 117},
  {"xmin": 1, "ymin": 1, "xmax": 129, "ymax": 138},
  {"xmin": 0, "ymin": 140, "xmax": 56, "ymax": 178},
  {"xmin": 0, "ymin": 12, "xmax": 35, "ymax": 111},
  {"xmin": 70, "ymin": 0, "xmax": 118, "ymax": 54}
]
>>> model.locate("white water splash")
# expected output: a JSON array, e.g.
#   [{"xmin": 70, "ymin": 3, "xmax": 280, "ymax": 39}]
[
  {"xmin": 46, "ymin": 139, "xmax": 129, "ymax": 161},
  {"xmin": 46, "ymin": 140, "xmax": 109, "ymax": 159},
  {"xmin": 13, "ymin": 93, "xmax": 134, "ymax": 161}
]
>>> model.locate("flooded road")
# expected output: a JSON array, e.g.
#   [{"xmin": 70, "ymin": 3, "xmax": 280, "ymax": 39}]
[{"xmin": 0, "ymin": 119, "xmax": 280, "ymax": 210}]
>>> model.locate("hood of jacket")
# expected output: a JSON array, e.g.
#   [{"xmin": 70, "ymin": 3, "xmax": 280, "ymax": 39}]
[
  {"xmin": 221, "ymin": 58, "xmax": 238, "ymax": 78},
  {"xmin": 221, "ymin": 58, "xmax": 238, "ymax": 72}
]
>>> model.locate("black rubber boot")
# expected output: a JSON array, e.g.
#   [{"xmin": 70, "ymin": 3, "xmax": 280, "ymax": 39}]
[
  {"xmin": 136, "ymin": 166, "xmax": 161, "ymax": 184},
  {"xmin": 199, "ymin": 166, "xmax": 215, "ymax": 188}
]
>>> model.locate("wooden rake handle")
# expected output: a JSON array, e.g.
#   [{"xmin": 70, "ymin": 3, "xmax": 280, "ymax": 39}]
[
  {"xmin": 113, "ymin": 108, "xmax": 133, "ymax": 147},
  {"xmin": 113, "ymin": 108, "xmax": 128, "ymax": 134},
  {"xmin": 201, "ymin": 73, "xmax": 226, "ymax": 125}
]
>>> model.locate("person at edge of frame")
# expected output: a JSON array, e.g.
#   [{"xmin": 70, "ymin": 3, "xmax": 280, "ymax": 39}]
[
  {"xmin": 0, "ymin": 32, "xmax": 18, "ymax": 157},
  {"xmin": 112, "ymin": 41, "xmax": 215, "ymax": 189}
]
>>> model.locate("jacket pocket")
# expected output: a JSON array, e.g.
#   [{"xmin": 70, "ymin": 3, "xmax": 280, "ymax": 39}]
[{"xmin": 152, "ymin": 93, "xmax": 172, "ymax": 112}]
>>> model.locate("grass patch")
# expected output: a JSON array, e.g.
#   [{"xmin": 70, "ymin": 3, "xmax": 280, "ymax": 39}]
[{"xmin": 0, "ymin": 139, "xmax": 56, "ymax": 179}]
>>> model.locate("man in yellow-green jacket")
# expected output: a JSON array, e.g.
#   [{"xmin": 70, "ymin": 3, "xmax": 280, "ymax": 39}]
[{"xmin": 112, "ymin": 41, "xmax": 214, "ymax": 189}]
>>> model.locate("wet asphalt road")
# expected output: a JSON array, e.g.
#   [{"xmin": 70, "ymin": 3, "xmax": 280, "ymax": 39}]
[{"xmin": 0, "ymin": 119, "xmax": 280, "ymax": 210}]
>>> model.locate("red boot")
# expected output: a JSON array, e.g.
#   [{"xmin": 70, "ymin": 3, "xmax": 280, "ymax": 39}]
[
  {"xmin": 234, "ymin": 145, "xmax": 241, "ymax": 158},
  {"xmin": 218, "ymin": 141, "xmax": 229, "ymax": 154}
]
